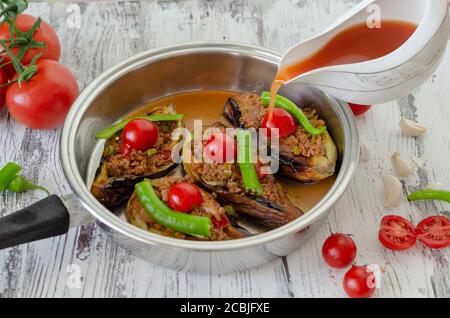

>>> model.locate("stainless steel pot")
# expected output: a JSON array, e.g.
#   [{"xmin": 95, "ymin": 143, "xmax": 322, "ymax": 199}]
[{"xmin": 0, "ymin": 43, "xmax": 359, "ymax": 273}]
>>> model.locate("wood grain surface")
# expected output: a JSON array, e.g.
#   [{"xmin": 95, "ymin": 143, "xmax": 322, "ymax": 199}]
[{"xmin": 0, "ymin": 0, "xmax": 449, "ymax": 298}]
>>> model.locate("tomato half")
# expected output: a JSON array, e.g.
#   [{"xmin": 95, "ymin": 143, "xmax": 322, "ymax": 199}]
[
  {"xmin": 121, "ymin": 118, "xmax": 159, "ymax": 156},
  {"xmin": 0, "ymin": 14, "xmax": 61, "ymax": 78},
  {"xmin": 416, "ymin": 216, "xmax": 450, "ymax": 249},
  {"xmin": 204, "ymin": 131, "xmax": 236, "ymax": 163},
  {"xmin": 378, "ymin": 215, "xmax": 417, "ymax": 250},
  {"xmin": 343, "ymin": 266, "xmax": 376, "ymax": 298},
  {"xmin": 322, "ymin": 233, "xmax": 357, "ymax": 268},
  {"xmin": 262, "ymin": 108, "xmax": 298, "ymax": 138},
  {"xmin": 167, "ymin": 182, "xmax": 203, "ymax": 213},
  {"xmin": 6, "ymin": 59, "xmax": 79, "ymax": 129},
  {"xmin": 348, "ymin": 103, "xmax": 371, "ymax": 116}
]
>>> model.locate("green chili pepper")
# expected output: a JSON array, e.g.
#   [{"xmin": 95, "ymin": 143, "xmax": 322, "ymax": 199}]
[
  {"xmin": 0, "ymin": 162, "xmax": 21, "ymax": 192},
  {"xmin": 135, "ymin": 180, "xmax": 211, "ymax": 238},
  {"xmin": 6, "ymin": 175, "xmax": 50, "ymax": 195},
  {"xmin": 408, "ymin": 189, "xmax": 450, "ymax": 204},
  {"xmin": 95, "ymin": 114, "xmax": 184, "ymax": 139},
  {"xmin": 236, "ymin": 129, "xmax": 263, "ymax": 195},
  {"xmin": 261, "ymin": 91, "xmax": 327, "ymax": 136}
]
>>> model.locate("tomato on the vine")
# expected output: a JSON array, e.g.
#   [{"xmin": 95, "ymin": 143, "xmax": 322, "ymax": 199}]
[
  {"xmin": 167, "ymin": 182, "xmax": 203, "ymax": 213},
  {"xmin": 121, "ymin": 118, "xmax": 159, "ymax": 156},
  {"xmin": 6, "ymin": 59, "xmax": 79, "ymax": 129},
  {"xmin": 261, "ymin": 108, "xmax": 298, "ymax": 138},
  {"xmin": 348, "ymin": 103, "xmax": 371, "ymax": 116},
  {"xmin": 416, "ymin": 216, "xmax": 450, "ymax": 249},
  {"xmin": 322, "ymin": 233, "xmax": 357, "ymax": 268},
  {"xmin": 0, "ymin": 68, "xmax": 7, "ymax": 109},
  {"xmin": 0, "ymin": 14, "xmax": 61, "ymax": 78},
  {"xmin": 343, "ymin": 266, "xmax": 376, "ymax": 298},
  {"xmin": 378, "ymin": 215, "xmax": 417, "ymax": 250}
]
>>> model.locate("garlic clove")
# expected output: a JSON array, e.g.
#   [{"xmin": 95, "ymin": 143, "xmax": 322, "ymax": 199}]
[
  {"xmin": 391, "ymin": 152, "xmax": 413, "ymax": 178},
  {"xmin": 382, "ymin": 175, "xmax": 403, "ymax": 208},
  {"xmin": 360, "ymin": 143, "xmax": 371, "ymax": 162},
  {"xmin": 399, "ymin": 118, "xmax": 427, "ymax": 137}
]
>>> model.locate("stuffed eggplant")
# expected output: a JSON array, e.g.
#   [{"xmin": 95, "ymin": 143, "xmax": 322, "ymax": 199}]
[
  {"xmin": 125, "ymin": 176, "xmax": 246, "ymax": 240},
  {"xmin": 91, "ymin": 104, "xmax": 184, "ymax": 207},
  {"xmin": 182, "ymin": 123, "xmax": 303, "ymax": 229},
  {"xmin": 224, "ymin": 92, "xmax": 337, "ymax": 183}
]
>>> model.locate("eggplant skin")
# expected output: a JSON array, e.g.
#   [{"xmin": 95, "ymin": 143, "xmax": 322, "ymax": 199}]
[
  {"xmin": 224, "ymin": 93, "xmax": 337, "ymax": 184},
  {"xmin": 182, "ymin": 122, "xmax": 303, "ymax": 230},
  {"xmin": 278, "ymin": 131, "xmax": 337, "ymax": 184},
  {"xmin": 124, "ymin": 177, "xmax": 248, "ymax": 240},
  {"xmin": 90, "ymin": 105, "xmax": 182, "ymax": 208},
  {"xmin": 91, "ymin": 162, "xmax": 178, "ymax": 208}
]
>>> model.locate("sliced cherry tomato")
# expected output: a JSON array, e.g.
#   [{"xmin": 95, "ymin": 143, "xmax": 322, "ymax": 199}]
[
  {"xmin": 343, "ymin": 266, "xmax": 376, "ymax": 298},
  {"xmin": 212, "ymin": 215, "xmax": 230, "ymax": 228},
  {"xmin": 0, "ymin": 68, "xmax": 7, "ymax": 109},
  {"xmin": 322, "ymin": 233, "xmax": 357, "ymax": 268},
  {"xmin": 348, "ymin": 103, "xmax": 371, "ymax": 116},
  {"xmin": 416, "ymin": 216, "xmax": 450, "ymax": 249},
  {"xmin": 204, "ymin": 132, "xmax": 236, "ymax": 163},
  {"xmin": 167, "ymin": 182, "xmax": 203, "ymax": 213},
  {"xmin": 121, "ymin": 118, "xmax": 159, "ymax": 156},
  {"xmin": 262, "ymin": 108, "xmax": 298, "ymax": 138},
  {"xmin": 378, "ymin": 215, "xmax": 417, "ymax": 250},
  {"xmin": 0, "ymin": 14, "xmax": 61, "ymax": 78},
  {"xmin": 6, "ymin": 59, "xmax": 79, "ymax": 129}
]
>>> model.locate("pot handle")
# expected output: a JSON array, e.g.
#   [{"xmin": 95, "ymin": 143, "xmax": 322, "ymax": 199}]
[{"xmin": 0, "ymin": 195, "xmax": 70, "ymax": 250}]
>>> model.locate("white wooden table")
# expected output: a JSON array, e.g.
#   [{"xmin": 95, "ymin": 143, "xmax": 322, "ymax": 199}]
[{"xmin": 0, "ymin": 0, "xmax": 449, "ymax": 298}]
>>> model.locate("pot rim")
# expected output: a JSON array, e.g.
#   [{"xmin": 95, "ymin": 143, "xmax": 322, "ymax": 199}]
[{"xmin": 60, "ymin": 41, "xmax": 359, "ymax": 252}]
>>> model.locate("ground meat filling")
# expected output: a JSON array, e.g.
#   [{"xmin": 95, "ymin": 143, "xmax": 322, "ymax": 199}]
[
  {"xmin": 232, "ymin": 93, "xmax": 326, "ymax": 158},
  {"xmin": 125, "ymin": 176, "xmax": 241, "ymax": 241},
  {"xmin": 189, "ymin": 130, "xmax": 290, "ymax": 207},
  {"xmin": 103, "ymin": 120, "xmax": 178, "ymax": 177},
  {"xmin": 231, "ymin": 93, "xmax": 266, "ymax": 129}
]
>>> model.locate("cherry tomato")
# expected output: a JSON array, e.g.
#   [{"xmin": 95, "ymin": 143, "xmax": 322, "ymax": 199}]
[
  {"xmin": 6, "ymin": 59, "xmax": 79, "ymax": 129},
  {"xmin": 0, "ymin": 68, "xmax": 8, "ymax": 109},
  {"xmin": 416, "ymin": 216, "xmax": 450, "ymax": 249},
  {"xmin": 262, "ymin": 108, "xmax": 298, "ymax": 138},
  {"xmin": 0, "ymin": 14, "xmax": 61, "ymax": 78},
  {"xmin": 343, "ymin": 266, "xmax": 376, "ymax": 298},
  {"xmin": 204, "ymin": 132, "xmax": 236, "ymax": 163},
  {"xmin": 121, "ymin": 118, "xmax": 159, "ymax": 156},
  {"xmin": 378, "ymin": 215, "xmax": 417, "ymax": 250},
  {"xmin": 212, "ymin": 215, "xmax": 230, "ymax": 228},
  {"xmin": 167, "ymin": 182, "xmax": 203, "ymax": 213},
  {"xmin": 322, "ymin": 233, "xmax": 357, "ymax": 268},
  {"xmin": 348, "ymin": 103, "xmax": 371, "ymax": 116}
]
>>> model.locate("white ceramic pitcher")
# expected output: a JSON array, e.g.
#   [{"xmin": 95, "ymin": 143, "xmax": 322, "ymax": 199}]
[{"xmin": 280, "ymin": 0, "xmax": 449, "ymax": 104}]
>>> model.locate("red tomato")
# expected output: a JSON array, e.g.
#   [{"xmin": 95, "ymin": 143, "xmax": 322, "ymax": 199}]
[
  {"xmin": 212, "ymin": 215, "xmax": 230, "ymax": 229},
  {"xmin": 343, "ymin": 266, "xmax": 376, "ymax": 298},
  {"xmin": 204, "ymin": 132, "xmax": 236, "ymax": 163},
  {"xmin": 416, "ymin": 216, "xmax": 450, "ymax": 249},
  {"xmin": 262, "ymin": 108, "xmax": 298, "ymax": 138},
  {"xmin": 348, "ymin": 103, "xmax": 371, "ymax": 116},
  {"xmin": 167, "ymin": 182, "xmax": 203, "ymax": 213},
  {"xmin": 0, "ymin": 14, "xmax": 61, "ymax": 78},
  {"xmin": 378, "ymin": 215, "xmax": 417, "ymax": 250},
  {"xmin": 322, "ymin": 233, "xmax": 357, "ymax": 268},
  {"xmin": 0, "ymin": 68, "xmax": 7, "ymax": 109},
  {"xmin": 6, "ymin": 59, "xmax": 79, "ymax": 129},
  {"xmin": 121, "ymin": 118, "xmax": 159, "ymax": 156}
]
